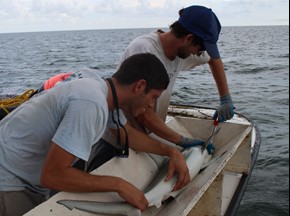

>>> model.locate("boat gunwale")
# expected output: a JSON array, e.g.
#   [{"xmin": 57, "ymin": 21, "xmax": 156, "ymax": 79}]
[{"xmin": 168, "ymin": 103, "xmax": 261, "ymax": 216}]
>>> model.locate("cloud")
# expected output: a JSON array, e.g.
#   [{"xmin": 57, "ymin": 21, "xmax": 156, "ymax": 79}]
[
  {"xmin": 0, "ymin": 0, "xmax": 288, "ymax": 33},
  {"xmin": 214, "ymin": 0, "xmax": 289, "ymax": 26},
  {"xmin": 0, "ymin": 0, "xmax": 94, "ymax": 19}
]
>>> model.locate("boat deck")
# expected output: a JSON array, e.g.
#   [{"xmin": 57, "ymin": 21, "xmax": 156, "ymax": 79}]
[
  {"xmin": 143, "ymin": 111, "xmax": 253, "ymax": 216},
  {"xmin": 25, "ymin": 107, "xmax": 255, "ymax": 216}
]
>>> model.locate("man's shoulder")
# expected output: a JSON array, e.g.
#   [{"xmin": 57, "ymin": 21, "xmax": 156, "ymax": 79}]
[
  {"xmin": 131, "ymin": 31, "xmax": 159, "ymax": 45},
  {"xmin": 70, "ymin": 75, "xmax": 104, "ymax": 86},
  {"xmin": 56, "ymin": 78, "xmax": 107, "ymax": 105},
  {"xmin": 124, "ymin": 31, "xmax": 162, "ymax": 55}
]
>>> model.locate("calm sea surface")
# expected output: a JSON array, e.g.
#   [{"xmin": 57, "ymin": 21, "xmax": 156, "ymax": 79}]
[{"xmin": 0, "ymin": 26, "xmax": 289, "ymax": 215}]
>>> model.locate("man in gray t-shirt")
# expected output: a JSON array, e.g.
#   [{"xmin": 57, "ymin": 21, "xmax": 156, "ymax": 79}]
[
  {"xmin": 76, "ymin": 6, "xmax": 233, "ymax": 172},
  {"xmin": 116, "ymin": 6, "xmax": 235, "ymax": 146},
  {"xmin": 0, "ymin": 53, "xmax": 191, "ymax": 216}
]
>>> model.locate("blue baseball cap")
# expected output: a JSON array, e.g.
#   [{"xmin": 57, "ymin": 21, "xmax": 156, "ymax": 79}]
[{"xmin": 178, "ymin": 5, "xmax": 222, "ymax": 59}]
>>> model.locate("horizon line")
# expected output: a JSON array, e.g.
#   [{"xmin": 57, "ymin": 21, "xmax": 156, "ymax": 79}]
[{"xmin": 0, "ymin": 24, "xmax": 288, "ymax": 35}]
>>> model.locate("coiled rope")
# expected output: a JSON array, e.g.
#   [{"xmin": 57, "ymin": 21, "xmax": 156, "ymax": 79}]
[{"xmin": 0, "ymin": 89, "xmax": 36, "ymax": 115}]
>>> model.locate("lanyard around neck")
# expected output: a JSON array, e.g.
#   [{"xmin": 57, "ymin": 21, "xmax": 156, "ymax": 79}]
[{"xmin": 107, "ymin": 78, "xmax": 129, "ymax": 157}]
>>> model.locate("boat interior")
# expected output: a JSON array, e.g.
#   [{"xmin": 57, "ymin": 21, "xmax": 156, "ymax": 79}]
[{"xmin": 25, "ymin": 106, "xmax": 254, "ymax": 216}]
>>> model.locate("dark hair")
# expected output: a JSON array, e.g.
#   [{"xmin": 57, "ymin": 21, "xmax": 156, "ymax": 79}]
[
  {"xmin": 170, "ymin": 21, "xmax": 204, "ymax": 48},
  {"xmin": 170, "ymin": 8, "xmax": 204, "ymax": 49},
  {"xmin": 113, "ymin": 53, "xmax": 169, "ymax": 93}
]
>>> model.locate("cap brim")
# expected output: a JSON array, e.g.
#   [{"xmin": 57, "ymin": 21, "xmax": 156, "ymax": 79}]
[{"xmin": 204, "ymin": 42, "xmax": 220, "ymax": 59}]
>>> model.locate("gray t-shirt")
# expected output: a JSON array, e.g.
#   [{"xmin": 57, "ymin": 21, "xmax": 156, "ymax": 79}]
[
  {"xmin": 0, "ymin": 75, "xmax": 126, "ymax": 196},
  {"xmin": 117, "ymin": 31, "xmax": 210, "ymax": 120}
]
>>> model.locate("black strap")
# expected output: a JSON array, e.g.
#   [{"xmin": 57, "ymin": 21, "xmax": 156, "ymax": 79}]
[{"xmin": 107, "ymin": 78, "xmax": 129, "ymax": 157}]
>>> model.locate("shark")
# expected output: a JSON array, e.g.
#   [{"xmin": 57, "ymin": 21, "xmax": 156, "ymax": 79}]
[
  {"xmin": 57, "ymin": 126, "xmax": 221, "ymax": 216},
  {"xmin": 57, "ymin": 147, "xmax": 214, "ymax": 215}
]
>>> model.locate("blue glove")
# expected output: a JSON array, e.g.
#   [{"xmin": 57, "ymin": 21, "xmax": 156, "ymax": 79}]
[
  {"xmin": 213, "ymin": 94, "xmax": 235, "ymax": 122},
  {"xmin": 179, "ymin": 137, "xmax": 216, "ymax": 155}
]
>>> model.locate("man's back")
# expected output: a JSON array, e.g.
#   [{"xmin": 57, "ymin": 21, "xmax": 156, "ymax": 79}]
[{"xmin": 0, "ymin": 78, "xmax": 109, "ymax": 196}]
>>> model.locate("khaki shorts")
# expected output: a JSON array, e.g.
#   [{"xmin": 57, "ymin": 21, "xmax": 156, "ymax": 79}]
[{"xmin": 0, "ymin": 189, "xmax": 46, "ymax": 216}]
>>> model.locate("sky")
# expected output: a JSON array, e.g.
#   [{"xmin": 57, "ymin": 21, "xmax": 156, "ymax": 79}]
[{"xmin": 0, "ymin": 0, "xmax": 289, "ymax": 33}]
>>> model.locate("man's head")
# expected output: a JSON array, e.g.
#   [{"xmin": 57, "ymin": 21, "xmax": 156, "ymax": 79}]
[
  {"xmin": 171, "ymin": 5, "xmax": 222, "ymax": 59},
  {"xmin": 113, "ymin": 53, "xmax": 169, "ymax": 117}
]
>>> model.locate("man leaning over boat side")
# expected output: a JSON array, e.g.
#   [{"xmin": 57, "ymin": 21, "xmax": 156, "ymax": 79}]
[
  {"xmin": 31, "ymin": 5, "xmax": 233, "ymax": 172},
  {"xmin": 120, "ymin": 5, "xmax": 235, "ymax": 135},
  {"xmin": 85, "ymin": 5, "xmax": 235, "ymax": 171},
  {"xmin": 0, "ymin": 53, "xmax": 190, "ymax": 216}
]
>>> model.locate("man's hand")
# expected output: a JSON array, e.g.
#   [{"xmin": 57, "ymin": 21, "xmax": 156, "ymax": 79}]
[
  {"xmin": 213, "ymin": 94, "xmax": 235, "ymax": 122},
  {"xmin": 117, "ymin": 179, "xmax": 149, "ymax": 211},
  {"xmin": 179, "ymin": 137, "xmax": 216, "ymax": 155},
  {"xmin": 165, "ymin": 149, "xmax": 190, "ymax": 191}
]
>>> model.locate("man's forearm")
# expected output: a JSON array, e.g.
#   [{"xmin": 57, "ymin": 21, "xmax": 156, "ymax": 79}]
[
  {"xmin": 208, "ymin": 58, "xmax": 230, "ymax": 96},
  {"xmin": 137, "ymin": 108, "xmax": 182, "ymax": 144},
  {"xmin": 125, "ymin": 124, "xmax": 179, "ymax": 157}
]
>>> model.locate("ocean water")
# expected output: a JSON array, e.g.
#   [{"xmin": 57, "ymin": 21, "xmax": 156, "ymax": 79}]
[{"xmin": 0, "ymin": 26, "xmax": 289, "ymax": 215}]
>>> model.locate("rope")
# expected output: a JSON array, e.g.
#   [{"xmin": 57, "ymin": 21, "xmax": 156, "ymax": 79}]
[{"xmin": 0, "ymin": 89, "xmax": 36, "ymax": 115}]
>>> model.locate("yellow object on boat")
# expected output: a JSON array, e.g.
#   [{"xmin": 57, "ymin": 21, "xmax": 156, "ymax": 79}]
[{"xmin": 0, "ymin": 89, "xmax": 36, "ymax": 115}]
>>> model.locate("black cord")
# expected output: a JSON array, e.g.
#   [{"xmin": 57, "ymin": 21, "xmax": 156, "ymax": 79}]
[{"xmin": 107, "ymin": 78, "xmax": 129, "ymax": 157}]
